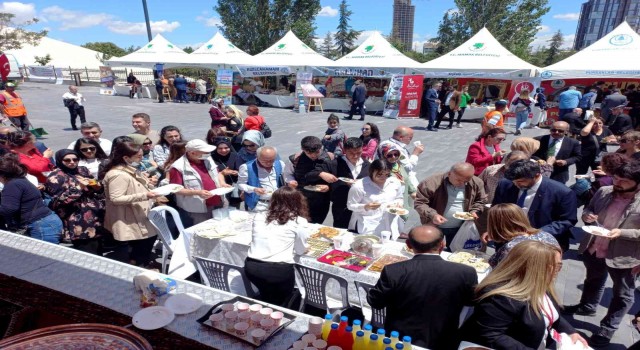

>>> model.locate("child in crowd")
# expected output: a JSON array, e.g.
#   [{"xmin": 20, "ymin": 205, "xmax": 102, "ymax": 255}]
[{"xmin": 321, "ymin": 114, "xmax": 346, "ymax": 157}]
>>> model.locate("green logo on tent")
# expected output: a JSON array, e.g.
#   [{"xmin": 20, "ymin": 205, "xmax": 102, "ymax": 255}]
[
  {"xmin": 228, "ymin": 43, "xmax": 236, "ymax": 48},
  {"xmin": 302, "ymin": 44, "xmax": 309, "ymax": 49},
  {"xmin": 167, "ymin": 44, "xmax": 174, "ymax": 48},
  {"xmin": 147, "ymin": 44, "xmax": 153, "ymax": 48},
  {"xmin": 207, "ymin": 44, "xmax": 213, "ymax": 49},
  {"xmin": 275, "ymin": 43, "xmax": 286, "ymax": 51},
  {"xmin": 362, "ymin": 45, "xmax": 375, "ymax": 54},
  {"xmin": 470, "ymin": 42, "xmax": 485, "ymax": 51}
]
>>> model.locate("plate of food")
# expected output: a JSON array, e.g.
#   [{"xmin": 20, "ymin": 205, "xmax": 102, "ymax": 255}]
[
  {"xmin": 210, "ymin": 187, "xmax": 235, "ymax": 196},
  {"xmin": 152, "ymin": 184, "xmax": 184, "ymax": 196},
  {"xmin": 305, "ymin": 238, "xmax": 332, "ymax": 258},
  {"xmin": 447, "ymin": 251, "xmax": 491, "ymax": 273},
  {"xmin": 309, "ymin": 226, "xmax": 343, "ymax": 241},
  {"xmin": 367, "ymin": 254, "xmax": 408, "ymax": 273},
  {"xmin": 401, "ymin": 245, "xmax": 414, "ymax": 257},
  {"xmin": 385, "ymin": 207, "xmax": 409, "ymax": 216},
  {"xmin": 337, "ymin": 177, "xmax": 356, "ymax": 184},
  {"xmin": 317, "ymin": 250, "xmax": 372, "ymax": 272},
  {"xmin": 582, "ymin": 226, "xmax": 611, "ymax": 237},
  {"xmin": 453, "ymin": 212, "xmax": 475, "ymax": 221},
  {"xmin": 303, "ymin": 185, "xmax": 325, "ymax": 192}
]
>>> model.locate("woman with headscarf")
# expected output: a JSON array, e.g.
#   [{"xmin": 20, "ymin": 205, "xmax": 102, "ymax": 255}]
[
  {"xmin": 44, "ymin": 150, "xmax": 105, "ymax": 254},
  {"xmin": 380, "ymin": 143, "xmax": 416, "ymax": 221},
  {"xmin": 210, "ymin": 137, "xmax": 241, "ymax": 208},
  {"xmin": 127, "ymin": 133, "xmax": 159, "ymax": 177},
  {"xmin": 233, "ymin": 130, "xmax": 265, "ymax": 169},
  {"xmin": 510, "ymin": 136, "xmax": 553, "ymax": 178}
]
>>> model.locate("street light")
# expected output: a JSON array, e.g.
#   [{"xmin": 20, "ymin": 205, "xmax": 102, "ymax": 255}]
[{"xmin": 142, "ymin": 0, "xmax": 152, "ymax": 42}]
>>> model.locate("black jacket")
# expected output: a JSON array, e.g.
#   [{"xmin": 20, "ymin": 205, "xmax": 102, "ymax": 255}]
[
  {"xmin": 608, "ymin": 113, "xmax": 633, "ymax": 136},
  {"xmin": 532, "ymin": 135, "xmax": 582, "ymax": 184},
  {"xmin": 461, "ymin": 292, "xmax": 576, "ymax": 350},
  {"xmin": 367, "ymin": 254, "xmax": 477, "ymax": 350},
  {"xmin": 317, "ymin": 157, "xmax": 370, "ymax": 207},
  {"xmin": 560, "ymin": 112, "xmax": 585, "ymax": 136}
]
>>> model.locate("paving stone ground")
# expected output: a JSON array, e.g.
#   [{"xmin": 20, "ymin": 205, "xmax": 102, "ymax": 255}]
[{"xmin": 17, "ymin": 82, "xmax": 640, "ymax": 348}]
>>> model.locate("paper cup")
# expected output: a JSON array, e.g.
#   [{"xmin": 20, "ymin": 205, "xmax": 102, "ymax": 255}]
[
  {"xmin": 372, "ymin": 243, "xmax": 384, "ymax": 259},
  {"xmin": 208, "ymin": 312, "xmax": 224, "ymax": 327},
  {"xmin": 291, "ymin": 341, "xmax": 306, "ymax": 350},
  {"xmin": 224, "ymin": 311, "xmax": 238, "ymax": 330},
  {"xmin": 303, "ymin": 347, "xmax": 316, "ymax": 350},
  {"xmin": 259, "ymin": 307, "xmax": 273, "ymax": 318},
  {"xmin": 270, "ymin": 311, "xmax": 284, "ymax": 326},
  {"xmin": 332, "ymin": 236, "xmax": 344, "ymax": 250},
  {"xmin": 312, "ymin": 339, "xmax": 328, "ymax": 350},
  {"xmin": 238, "ymin": 311, "xmax": 252, "ymax": 322},
  {"xmin": 308, "ymin": 316, "xmax": 323, "ymax": 336},
  {"xmin": 250, "ymin": 313, "xmax": 263, "ymax": 327},
  {"xmin": 381, "ymin": 230, "xmax": 391, "ymax": 243},
  {"xmin": 301, "ymin": 333, "xmax": 317, "ymax": 345},
  {"xmin": 249, "ymin": 304, "xmax": 262, "ymax": 314},
  {"xmin": 260, "ymin": 318, "xmax": 275, "ymax": 332},
  {"xmin": 234, "ymin": 322, "xmax": 249, "ymax": 337},
  {"xmin": 251, "ymin": 328, "xmax": 266, "ymax": 342},
  {"xmin": 236, "ymin": 302, "xmax": 250, "ymax": 312},
  {"xmin": 220, "ymin": 303, "xmax": 235, "ymax": 312}
]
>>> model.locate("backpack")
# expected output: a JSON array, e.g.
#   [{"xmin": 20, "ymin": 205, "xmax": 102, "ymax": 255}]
[{"xmin": 260, "ymin": 122, "xmax": 272, "ymax": 138}]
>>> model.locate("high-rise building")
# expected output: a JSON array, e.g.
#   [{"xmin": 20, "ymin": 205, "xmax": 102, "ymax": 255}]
[
  {"xmin": 392, "ymin": 0, "xmax": 415, "ymax": 50},
  {"xmin": 574, "ymin": 0, "xmax": 640, "ymax": 50}
]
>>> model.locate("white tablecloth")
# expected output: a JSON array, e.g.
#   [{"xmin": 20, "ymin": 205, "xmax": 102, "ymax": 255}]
[
  {"xmin": 255, "ymin": 93, "xmax": 296, "ymax": 108},
  {"xmin": 113, "ymin": 84, "xmax": 157, "ymax": 99},
  {"xmin": 323, "ymin": 97, "xmax": 385, "ymax": 113}
]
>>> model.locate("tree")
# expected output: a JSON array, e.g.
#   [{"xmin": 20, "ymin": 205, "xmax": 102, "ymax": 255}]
[
  {"xmin": 34, "ymin": 54, "xmax": 51, "ymax": 66},
  {"xmin": 183, "ymin": 46, "xmax": 194, "ymax": 54},
  {"xmin": 319, "ymin": 31, "xmax": 335, "ymax": 59},
  {"xmin": 0, "ymin": 13, "xmax": 47, "ymax": 52},
  {"xmin": 543, "ymin": 30, "xmax": 563, "ymax": 66},
  {"xmin": 432, "ymin": 0, "xmax": 550, "ymax": 59},
  {"xmin": 82, "ymin": 42, "xmax": 128, "ymax": 60},
  {"xmin": 215, "ymin": 0, "xmax": 321, "ymax": 55},
  {"xmin": 333, "ymin": 0, "xmax": 361, "ymax": 57}
]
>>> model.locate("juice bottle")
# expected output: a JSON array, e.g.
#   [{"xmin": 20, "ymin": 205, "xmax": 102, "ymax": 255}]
[
  {"xmin": 353, "ymin": 331, "xmax": 366, "ymax": 350},
  {"xmin": 322, "ymin": 314, "xmax": 333, "ymax": 340},
  {"xmin": 402, "ymin": 335, "xmax": 412, "ymax": 350},
  {"xmin": 363, "ymin": 324, "xmax": 373, "ymax": 340},
  {"xmin": 389, "ymin": 331, "xmax": 400, "ymax": 345},
  {"xmin": 338, "ymin": 326, "xmax": 354, "ymax": 350},
  {"xmin": 369, "ymin": 334, "xmax": 378, "ymax": 349},
  {"xmin": 383, "ymin": 337, "xmax": 392, "ymax": 349},
  {"xmin": 338, "ymin": 316, "xmax": 349, "ymax": 333},
  {"xmin": 376, "ymin": 328, "xmax": 386, "ymax": 339},
  {"xmin": 351, "ymin": 319, "xmax": 362, "ymax": 339},
  {"xmin": 385, "ymin": 348, "xmax": 394, "ymax": 350},
  {"xmin": 395, "ymin": 343, "xmax": 404, "ymax": 349},
  {"xmin": 327, "ymin": 323, "xmax": 341, "ymax": 346}
]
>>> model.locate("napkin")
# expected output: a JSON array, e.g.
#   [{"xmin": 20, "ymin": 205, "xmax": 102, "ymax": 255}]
[
  {"xmin": 133, "ymin": 271, "xmax": 177, "ymax": 296},
  {"xmin": 558, "ymin": 333, "xmax": 593, "ymax": 350}
]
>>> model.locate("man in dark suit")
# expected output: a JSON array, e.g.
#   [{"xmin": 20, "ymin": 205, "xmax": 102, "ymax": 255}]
[
  {"xmin": 424, "ymin": 82, "xmax": 441, "ymax": 131},
  {"xmin": 601, "ymin": 88, "xmax": 628, "ymax": 123},
  {"xmin": 560, "ymin": 107, "xmax": 586, "ymax": 136},
  {"xmin": 492, "ymin": 160, "xmax": 578, "ymax": 251},
  {"xmin": 368, "ymin": 225, "xmax": 477, "ymax": 350},
  {"xmin": 608, "ymin": 104, "xmax": 633, "ymax": 136},
  {"xmin": 313, "ymin": 137, "xmax": 370, "ymax": 228},
  {"xmin": 346, "ymin": 80, "xmax": 367, "ymax": 121},
  {"xmin": 532, "ymin": 121, "xmax": 582, "ymax": 184}
]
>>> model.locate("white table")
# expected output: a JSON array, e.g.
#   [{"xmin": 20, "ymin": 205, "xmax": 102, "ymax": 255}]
[
  {"xmin": 322, "ymin": 97, "xmax": 385, "ymax": 113},
  {"xmin": 0, "ymin": 231, "xmax": 312, "ymax": 350},
  {"xmin": 255, "ymin": 93, "xmax": 296, "ymax": 108},
  {"xmin": 113, "ymin": 84, "xmax": 157, "ymax": 99}
]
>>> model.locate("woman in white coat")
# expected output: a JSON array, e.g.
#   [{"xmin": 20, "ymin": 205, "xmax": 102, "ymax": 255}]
[
  {"xmin": 195, "ymin": 77, "xmax": 207, "ymax": 103},
  {"xmin": 347, "ymin": 159, "xmax": 404, "ymax": 239}
]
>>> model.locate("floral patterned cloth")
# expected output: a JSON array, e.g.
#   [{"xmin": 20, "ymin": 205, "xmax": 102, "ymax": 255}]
[
  {"xmin": 44, "ymin": 167, "xmax": 106, "ymax": 241},
  {"xmin": 489, "ymin": 231, "xmax": 560, "ymax": 267}
]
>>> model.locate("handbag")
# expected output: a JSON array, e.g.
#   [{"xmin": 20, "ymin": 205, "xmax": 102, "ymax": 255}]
[
  {"xmin": 591, "ymin": 134, "xmax": 607, "ymax": 163},
  {"xmin": 260, "ymin": 121, "xmax": 272, "ymax": 138}
]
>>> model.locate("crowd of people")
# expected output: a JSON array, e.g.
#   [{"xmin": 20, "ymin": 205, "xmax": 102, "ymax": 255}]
[{"xmin": 1, "ymin": 82, "xmax": 640, "ymax": 350}]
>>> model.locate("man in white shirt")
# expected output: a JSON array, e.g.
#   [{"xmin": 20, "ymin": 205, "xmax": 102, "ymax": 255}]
[
  {"xmin": 378, "ymin": 126, "xmax": 425, "ymax": 187},
  {"xmin": 62, "ymin": 85, "xmax": 85, "ymax": 130},
  {"xmin": 238, "ymin": 146, "xmax": 287, "ymax": 212},
  {"xmin": 67, "ymin": 122, "xmax": 112, "ymax": 155}
]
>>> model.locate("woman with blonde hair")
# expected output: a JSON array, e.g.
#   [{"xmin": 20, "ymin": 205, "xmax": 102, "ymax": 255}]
[
  {"xmin": 460, "ymin": 241, "xmax": 588, "ymax": 349},
  {"xmin": 224, "ymin": 104, "xmax": 245, "ymax": 151},
  {"xmin": 486, "ymin": 203, "xmax": 559, "ymax": 267},
  {"xmin": 510, "ymin": 89, "xmax": 534, "ymax": 135},
  {"xmin": 510, "ymin": 136, "xmax": 553, "ymax": 177}
]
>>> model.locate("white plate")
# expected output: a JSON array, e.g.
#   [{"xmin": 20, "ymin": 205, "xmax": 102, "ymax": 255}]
[
  {"xmin": 304, "ymin": 185, "xmax": 323, "ymax": 192},
  {"xmin": 453, "ymin": 212, "xmax": 475, "ymax": 221},
  {"xmin": 164, "ymin": 293, "xmax": 203, "ymax": 314},
  {"xmin": 210, "ymin": 187, "xmax": 234, "ymax": 196},
  {"xmin": 582, "ymin": 225, "xmax": 611, "ymax": 237},
  {"xmin": 132, "ymin": 306, "xmax": 175, "ymax": 330},
  {"xmin": 385, "ymin": 207, "xmax": 409, "ymax": 216},
  {"xmin": 337, "ymin": 177, "xmax": 356, "ymax": 184},
  {"xmin": 152, "ymin": 184, "xmax": 184, "ymax": 196}
]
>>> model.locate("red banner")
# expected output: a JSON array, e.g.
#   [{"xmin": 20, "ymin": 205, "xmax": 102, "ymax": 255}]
[
  {"xmin": 398, "ymin": 75, "xmax": 424, "ymax": 118},
  {"xmin": 0, "ymin": 54, "xmax": 10, "ymax": 81}
]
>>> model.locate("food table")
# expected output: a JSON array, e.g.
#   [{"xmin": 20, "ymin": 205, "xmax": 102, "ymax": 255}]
[
  {"xmin": 113, "ymin": 84, "xmax": 157, "ymax": 99},
  {"xmin": 0, "ymin": 231, "xmax": 312, "ymax": 350},
  {"xmin": 322, "ymin": 97, "xmax": 385, "ymax": 113},
  {"xmin": 254, "ymin": 93, "xmax": 296, "ymax": 108}
]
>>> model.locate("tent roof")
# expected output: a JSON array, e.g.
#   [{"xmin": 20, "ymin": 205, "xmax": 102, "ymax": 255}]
[
  {"xmin": 6, "ymin": 35, "xmax": 104, "ymax": 68},
  {"xmin": 251, "ymin": 30, "xmax": 335, "ymax": 67},
  {"xmin": 328, "ymin": 31, "xmax": 423, "ymax": 70},
  {"xmin": 107, "ymin": 34, "xmax": 189, "ymax": 68},
  {"xmin": 421, "ymin": 28, "xmax": 539, "ymax": 78},
  {"xmin": 190, "ymin": 32, "xmax": 254, "ymax": 66},
  {"xmin": 541, "ymin": 21, "xmax": 640, "ymax": 79}
]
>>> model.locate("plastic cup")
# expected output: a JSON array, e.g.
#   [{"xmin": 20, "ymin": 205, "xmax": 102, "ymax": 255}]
[
  {"xmin": 292, "ymin": 341, "xmax": 306, "ymax": 350},
  {"xmin": 249, "ymin": 304, "xmax": 262, "ymax": 314},
  {"xmin": 208, "ymin": 312, "xmax": 224, "ymax": 327},
  {"xmin": 259, "ymin": 307, "xmax": 273, "ymax": 318},
  {"xmin": 332, "ymin": 236, "xmax": 344, "ymax": 250},
  {"xmin": 238, "ymin": 311, "xmax": 252, "ymax": 322},
  {"xmin": 236, "ymin": 302, "xmax": 250, "ymax": 312},
  {"xmin": 234, "ymin": 322, "xmax": 249, "ymax": 337},
  {"xmin": 312, "ymin": 339, "xmax": 328, "ymax": 350},
  {"xmin": 301, "ymin": 333, "xmax": 317, "ymax": 345},
  {"xmin": 303, "ymin": 347, "xmax": 316, "ymax": 350},
  {"xmin": 224, "ymin": 311, "xmax": 238, "ymax": 330},
  {"xmin": 251, "ymin": 328, "xmax": 266, "ymax": 342},
  {"xmin": 260, "ymin": 318, "xmax": 275, "ymax": 332},
  {"xmin": 250, "ymin": 313, "xmax": 263, "ymax": 327},
  {"xmin": 307, "ymin": 316, "xmax": 323, "ymax": 336},
  {"xmin": 220, "ymin": 303, "xmax": 235, "ymax": 312},
  {"xmin": 270, "ymin": 311, "xmax": 284, "ymax": 326},
  {"xmin": 372, "ymin": 243, "xmax": 384, "ymax": 259},
  {"xmin": 381, "ymin": 231, "xmax": 391, "ymax": 243}
]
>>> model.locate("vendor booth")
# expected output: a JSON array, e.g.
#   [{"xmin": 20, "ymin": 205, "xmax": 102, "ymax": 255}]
[
  {"xmin": 106, "ymin": 34, "xmax": 190, "ymax": 69},
  {"xmin": 190, "ymin": 32, "xmax": 254, "ymax": 67}
]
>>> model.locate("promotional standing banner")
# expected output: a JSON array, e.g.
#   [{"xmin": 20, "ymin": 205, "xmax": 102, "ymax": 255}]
[
  {"xmin": 383, "ymin": 75, "xmax": 403, "ymax": 119},
  {"xmin": 27, "ymin": 66, "xmax": 63, "ymax": 84},
  {"xmin": 216, "ymin": 69, "xmax": 234, "ymax": 106},
  {"xmin": 294, "ymin": 72, "xmax": 313, "ymax": 112},
  {"xmin": 99, "ymin": 66, "xmax": 116, "ymax": 87},
  {"xmin": 398, "ymin": 75, "xmax": 424, "ymax": 118}
]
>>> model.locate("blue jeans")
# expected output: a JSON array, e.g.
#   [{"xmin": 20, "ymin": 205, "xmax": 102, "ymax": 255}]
[
  {"xmin": 516, "ymin": 110, "xmax": 529, "ymax": 130},
  {"xmin": 27, "ymin": 212, "xmax": 62, "ymax": 244}
]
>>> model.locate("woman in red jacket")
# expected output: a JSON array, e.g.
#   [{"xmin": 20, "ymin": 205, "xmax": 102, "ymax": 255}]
[
  {"xmin": 465, "ymin": 128, "xmax": 506, "ymax": 176},
  {"xmin": 7, "ymin": 130, "xmax": 53, "ymax": 183},
  {"xmin": 243, "ymin": 105, "xmax": 265, "ymax": 131}
]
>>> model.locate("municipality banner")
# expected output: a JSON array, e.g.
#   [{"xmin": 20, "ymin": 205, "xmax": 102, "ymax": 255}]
[
  {"xmin": 238, "ymin": 66, "xmax": 291, "ymax": 77},
  {"xmin": 27, "ymin": 66, "xmax": 63, "ymax": 84},
  {"xmin": 216, "ymin": 69, "xmax": 234, "ymax": 106}
]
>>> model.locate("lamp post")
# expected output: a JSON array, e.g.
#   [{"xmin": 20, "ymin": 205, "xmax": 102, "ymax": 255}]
[{"xmin": 142, "ymin": 0, "xmax": 152, "ymax": 42}]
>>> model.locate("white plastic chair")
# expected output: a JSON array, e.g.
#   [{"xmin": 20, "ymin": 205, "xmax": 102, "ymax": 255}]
[
  {"xmin": 194, "ymin": 256, "xmax": 258, "ymax": 299},
  {"xmin": 354, "ymin": 280, "xmax": 386, "ymax": 329},
  {"xmin": 148, "ymin": 206, "xmax": 184, "ymax": 274},
  {"xmin": 294, "ymin": 264, "xmax": 350, "ymax": 317}
]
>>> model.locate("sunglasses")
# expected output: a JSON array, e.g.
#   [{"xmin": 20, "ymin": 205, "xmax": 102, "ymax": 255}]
[
  {"xmin": 385, "ymin": 152, "xmax": 401, "ymax": 159},
  {"xmin": 80, "ymin": 147, "xmax": 96, "ymax": 152},
  {"xmin": 242, "ymin": 143, "xmax": 258, "ymax": 148},
  {"xmin": 62, "ymin": 158, "xmax": 78, "ymax": 163},
  {"xmin": 550, "ymin": 128, "xmax": 565, "ymax": 133},
  {"xmin": 495, "ymin": 137, "xmax": 506, "ymax": 142}
]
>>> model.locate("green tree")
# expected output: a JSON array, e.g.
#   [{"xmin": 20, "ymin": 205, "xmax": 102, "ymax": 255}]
[
  {"xmin": 543, "ymin": 30, "xmax": 563, "ymax": 66},
  {"xmin": 183, "ymin": 46, "xmax": 194, "ymax": 54},
  {"xmin": 0, "ymin": 13, "xmax": 47, "ymax": 52},
  {"xmin": 34, "ymin": 54, "xmax": 51, "ymax": 66},
  {"xmin": 433, "ymin": 0, "xmax": 550, "ymax": 59},
  {"xmin": 215, "ymin": 0, "xmax": 321, "ymax": 55},
  {"xmin": 82, "ymin": 42, "xmax": 128, "ymax": 60},
  {"xmin": 387, "ymin": 35, "xmax": 437, "ymax": 63},
  {"xmin": 333, "ymin": 0, "xmax": 361, "ymax": 57},
  {"xmin": 319, "ymin": 31, "xmax": 335, "ymax": 59}
]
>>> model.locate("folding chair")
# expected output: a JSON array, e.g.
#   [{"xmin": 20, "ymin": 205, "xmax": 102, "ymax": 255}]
[
  {"xmin": 148, "ymin": 206, "xmax": 184, "ymax": 274},
  {"xmin": 294, "ymin": 264, "xmax": 350, "ymax": 317},
  {"xmin": 194, "ymin": 256, "xmax": 258, "ymax": 298},
  {"xmin": 354, "ymin": 280, "xmax": 386, "ymax": 329}
]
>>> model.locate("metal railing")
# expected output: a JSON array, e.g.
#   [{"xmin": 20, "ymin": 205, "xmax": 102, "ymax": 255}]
[{"xmin": 20, "ymin": 65, "xmax": 216, "ymax": 84}]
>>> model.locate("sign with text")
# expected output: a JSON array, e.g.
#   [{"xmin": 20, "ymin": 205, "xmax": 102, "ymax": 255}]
[
  {"xmin": 398, "ymin": 75, "xmax": 424, "ymax": 118},
  {"xmin": 216, "ymin": 69, "xmax": 234, "ymax": 106},
  {"xmin": 27, "ymin": 66, "xmax": 63, "ymax": 84},
  {"xmin": 300, "ymin": 83, "xmax": 324, "ymax": 98},
  {"xmin": 238, "ymin": 66, "xmax": 291, "ymax": 77},
  {"xmin": 99, "ymin": 66, "xmax": 116, "ymax": 87}
]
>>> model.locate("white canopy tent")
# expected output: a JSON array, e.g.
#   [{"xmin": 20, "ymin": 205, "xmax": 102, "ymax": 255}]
[
  {"xmin": 327, "ymin": 31, "xmax": 423, "ymax": 73},
  {"xmin": 6, "ymin": 35, "xmax": 104, "ymax": 68},
  {"xmin": 190, "ymin": 32, "xmax": 254, "ymax": 67},
  {"xmin": 251, "ymin": 30, "xmax": 335, "ymax": 69},
  {"xmin": 421, "ymin": 28, "xmax": 539, "ymax": 79},
  {"xmin": 541, "ymin": 21, "xmax": 640, "ymax": 79},
  {"xmin": 106, "ymin": 34, "xmax": 189, "ymax": 69}
]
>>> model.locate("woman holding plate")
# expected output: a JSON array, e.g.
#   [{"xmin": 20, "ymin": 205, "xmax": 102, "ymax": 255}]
[
  {"xmin": 168, "ymin": 139, "xmax": 230, "ymax": 226},
  {"xmin": 347, "ymin": 160, "xmax": 404, "ymax": 238},
  {"xmin": 380, "ymin": 143, "xmax": 416, "ymax": 222}
]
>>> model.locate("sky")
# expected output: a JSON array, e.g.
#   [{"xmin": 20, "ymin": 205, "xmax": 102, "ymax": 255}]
[{"xmin": 1, "ymin": 0, "xmax": 584, "ymax": 52}]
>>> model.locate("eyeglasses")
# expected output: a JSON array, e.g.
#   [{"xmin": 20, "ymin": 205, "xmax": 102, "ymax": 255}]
[
  {"xmin": 79, "ymin": 147, "xmax": 96, "ymax": 152},
  {"xmin": 143, "ymin": 142, "xmax": 153, "ymax": 146},
  {"xmin": 495, "ymin": 137, "xmax": 506, "ymax": 142},
  {"xmin": 62, "ymin": 158, "xmax": 78, "ymax": 163},
  {"xmin": 550, "ymin": 128, "xmax": 565, "ymax": 133},
  {"xmin": 374, "ymin": 172, "xmax": 390, "ymax": 178},
  {"xmin": 385, "ymin": 152, "xmax": 400, "ymax": 159},
  {"xmin": 242, "ymin": 143, "xmax": 258, "ymax": 148}
]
